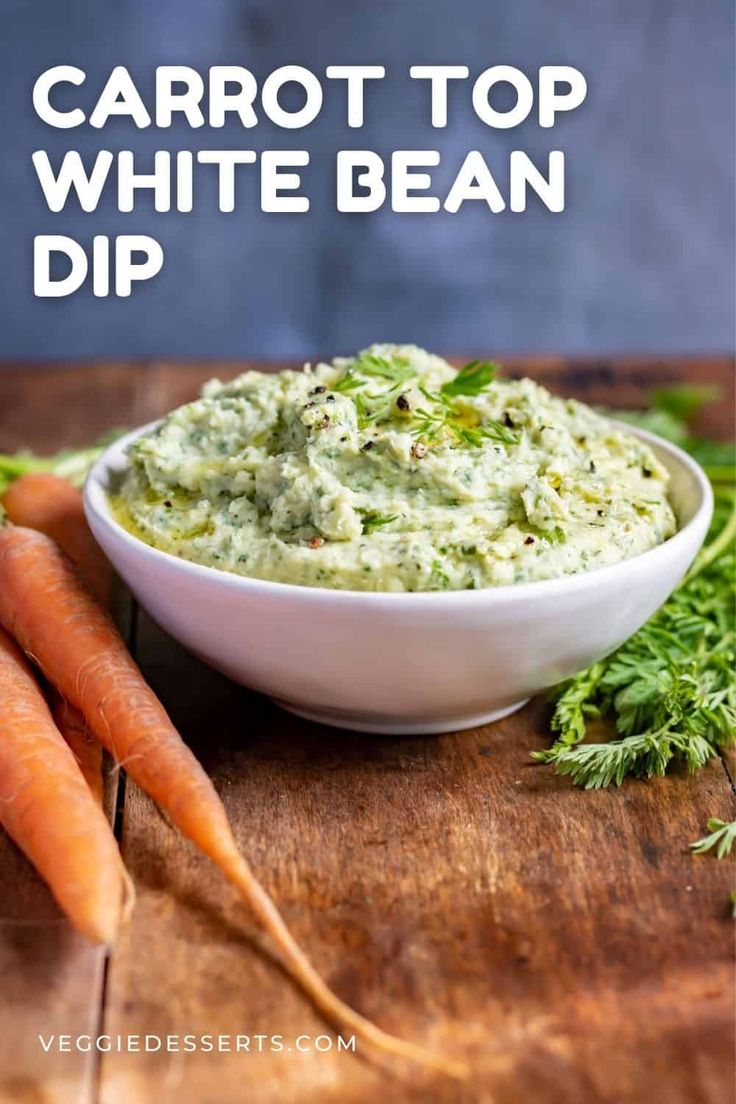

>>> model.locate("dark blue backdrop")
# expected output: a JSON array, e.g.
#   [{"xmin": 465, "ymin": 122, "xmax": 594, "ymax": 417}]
[{"xmin": 1, "ymin": 0, "xmax": 734, "ymax": 360}]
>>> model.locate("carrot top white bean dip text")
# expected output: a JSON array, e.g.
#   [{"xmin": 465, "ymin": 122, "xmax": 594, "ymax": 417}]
[{"xmin": 115, "ymin": 345, "xmax": 676, "ymax": 591}]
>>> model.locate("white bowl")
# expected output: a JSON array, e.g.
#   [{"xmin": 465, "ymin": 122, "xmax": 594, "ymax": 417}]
[{"xmin": 84, "ymin": 422, "xmax": 712, "ymax": 735}]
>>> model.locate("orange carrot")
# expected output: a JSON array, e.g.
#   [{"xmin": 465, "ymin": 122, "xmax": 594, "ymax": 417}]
[
  {"xmin": 0, "ymin": 526, "xmax": 464, "ymax": 1078},
  {"xmin": 51, "ymin": 696, "xmax": 105, "ymax": 807},
  {"xmin": 0, "ymin": 626, "xmax": 127, "ymax": 943},
  {"xmin": 2, "ymin": 473, "xmax": 111, "ymax": 606},
  {"xmin": 3, "ymin": 473, "xmax": 112, "ymax": 802}
]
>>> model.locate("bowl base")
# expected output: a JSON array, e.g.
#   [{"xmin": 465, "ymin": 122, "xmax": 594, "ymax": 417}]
[{"xmin": 273, "ymin": 699, "xmax": 530, "ymax": 735}]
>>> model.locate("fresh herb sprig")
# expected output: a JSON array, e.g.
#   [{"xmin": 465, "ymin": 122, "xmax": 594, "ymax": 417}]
[
  {"xmin": 440, "ymin": 360, "xmax": 498, "ymax": 397},
  {"xmin": 357, "ymin": 509, "xmax": 400, "ymax": 534},
  {"xmin": 333, "ymin": 352, "xmax": 414, "ymax": 393},
  {"xmin": 536, "ymin": 386, "xmax": 736, "ymax": 788},
  {"xmin": 334, "ymin": 353, "xmax": 518, "ymax": 449},
  {"xmin": 412, "ymin": 396, "xmax": 518, "ymax": 449},
  {"xmin": 0, "ymin": 430, "xmax": 127, "ymax": 497},
  {"xmin": 691, "ymin": 818, "xmax": 736, "ymax": 917},
  {"xmin": 333, "ymin": 352, "xmax": 417, "ymax": 429},
  {"xmin": 413, "ymin": 366, "xmax": 519, "ymax": 450},
  {"xmin": 690, "ymin": 818, "xmax": 736, "ymax": 858}
]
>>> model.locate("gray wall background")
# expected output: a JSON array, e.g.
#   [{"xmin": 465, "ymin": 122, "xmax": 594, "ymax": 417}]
[{"xmin": 0, "ymin": 0, "xmax": 733, "ymax": 360}]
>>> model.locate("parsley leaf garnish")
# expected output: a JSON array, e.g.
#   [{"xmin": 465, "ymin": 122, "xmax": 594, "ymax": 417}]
[
  {"xmin": 333, "ymin": 352, "xmax": 516, "ymax": 449},
  {"xmin": 412, "ymin": 381, "xmax": 518, "ymax": 450},
  {"xmin": 441, "ymin": 360, "xmax": 499, "ymax": 397}
]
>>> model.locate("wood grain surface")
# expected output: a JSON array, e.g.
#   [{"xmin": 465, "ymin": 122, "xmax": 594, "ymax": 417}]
[{"xmin": 0, "ymin": 357, "xmax": 733, "ymax": 1104}]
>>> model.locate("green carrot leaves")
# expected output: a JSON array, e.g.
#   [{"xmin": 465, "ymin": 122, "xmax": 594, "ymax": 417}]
[
  {"xmin": 690, "ymin": 819, "xmax": 736, "ymax": 859},
  {"xmin": 441, "ymin": 360, "xmax": 499, "ymax": 398},
  {"xmin": 538, "ymin": 386, "xmax": 735, "ymax": 788},
  {"xmin": 333, "ymin": 352, "xmax": 516, "ymax": 449}
]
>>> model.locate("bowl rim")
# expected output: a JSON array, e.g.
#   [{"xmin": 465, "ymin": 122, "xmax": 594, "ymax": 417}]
[{"xmin": 84, "ymin": 418, "xmax": 714, "ymax": 608}]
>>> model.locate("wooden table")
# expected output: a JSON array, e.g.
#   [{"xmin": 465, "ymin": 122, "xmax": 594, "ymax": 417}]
[{"xmin": 0, "ymin": 357, "xmax": 734, "ymax": 1104}]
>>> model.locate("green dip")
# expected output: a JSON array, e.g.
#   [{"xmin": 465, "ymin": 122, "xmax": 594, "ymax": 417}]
[{"xmin": 115, "ymin": 345, "xmax": 676, "ymax": 591}]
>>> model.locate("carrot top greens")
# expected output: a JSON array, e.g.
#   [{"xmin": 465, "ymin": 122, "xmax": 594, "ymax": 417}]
[
  {"xmin": 536, "ymin": 386, "xmax": 736, "ymax": 788},
  {"xmin": 690, "ymin": 818, "xmax": 736, "ymax": 859},
  {"xmin": 440, "ymin": 359, "xmax": 498, "ymax": 397},
  {"xmin": 690, "ymin": 817, "xmax": 736, "ymax": 916},
  {"xmin": 0, "ymin": 430, "xmax": 126, "ymax": 497},
  {"xmin": 332, "ymin": 351, "xmax": 517, "ymax": 447}
]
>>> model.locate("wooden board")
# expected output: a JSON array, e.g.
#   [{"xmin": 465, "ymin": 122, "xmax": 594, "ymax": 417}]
[{"xmin": 0, "ymin": 357, "xmax": 733, "ymax": 1104}]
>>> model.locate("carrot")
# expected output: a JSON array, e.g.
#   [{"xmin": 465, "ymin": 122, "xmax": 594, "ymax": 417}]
[
  {"xmin": 51, "ymin": 697, "xmax": 105, "ymax": 807},
  {"xmin": 2, "ymin": 473, "xmax": 111, "ymax": 606},
  {"xmin": 3, "ymin": 473, "xmax": 113, "ymax": 803},
  {"xmin": 0, "ymin": 626, "xmax": 127, "ymax": 943},
  {"xmin": 0, "ymin": 526, "xmax": 465, "ymax": 1079}
]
